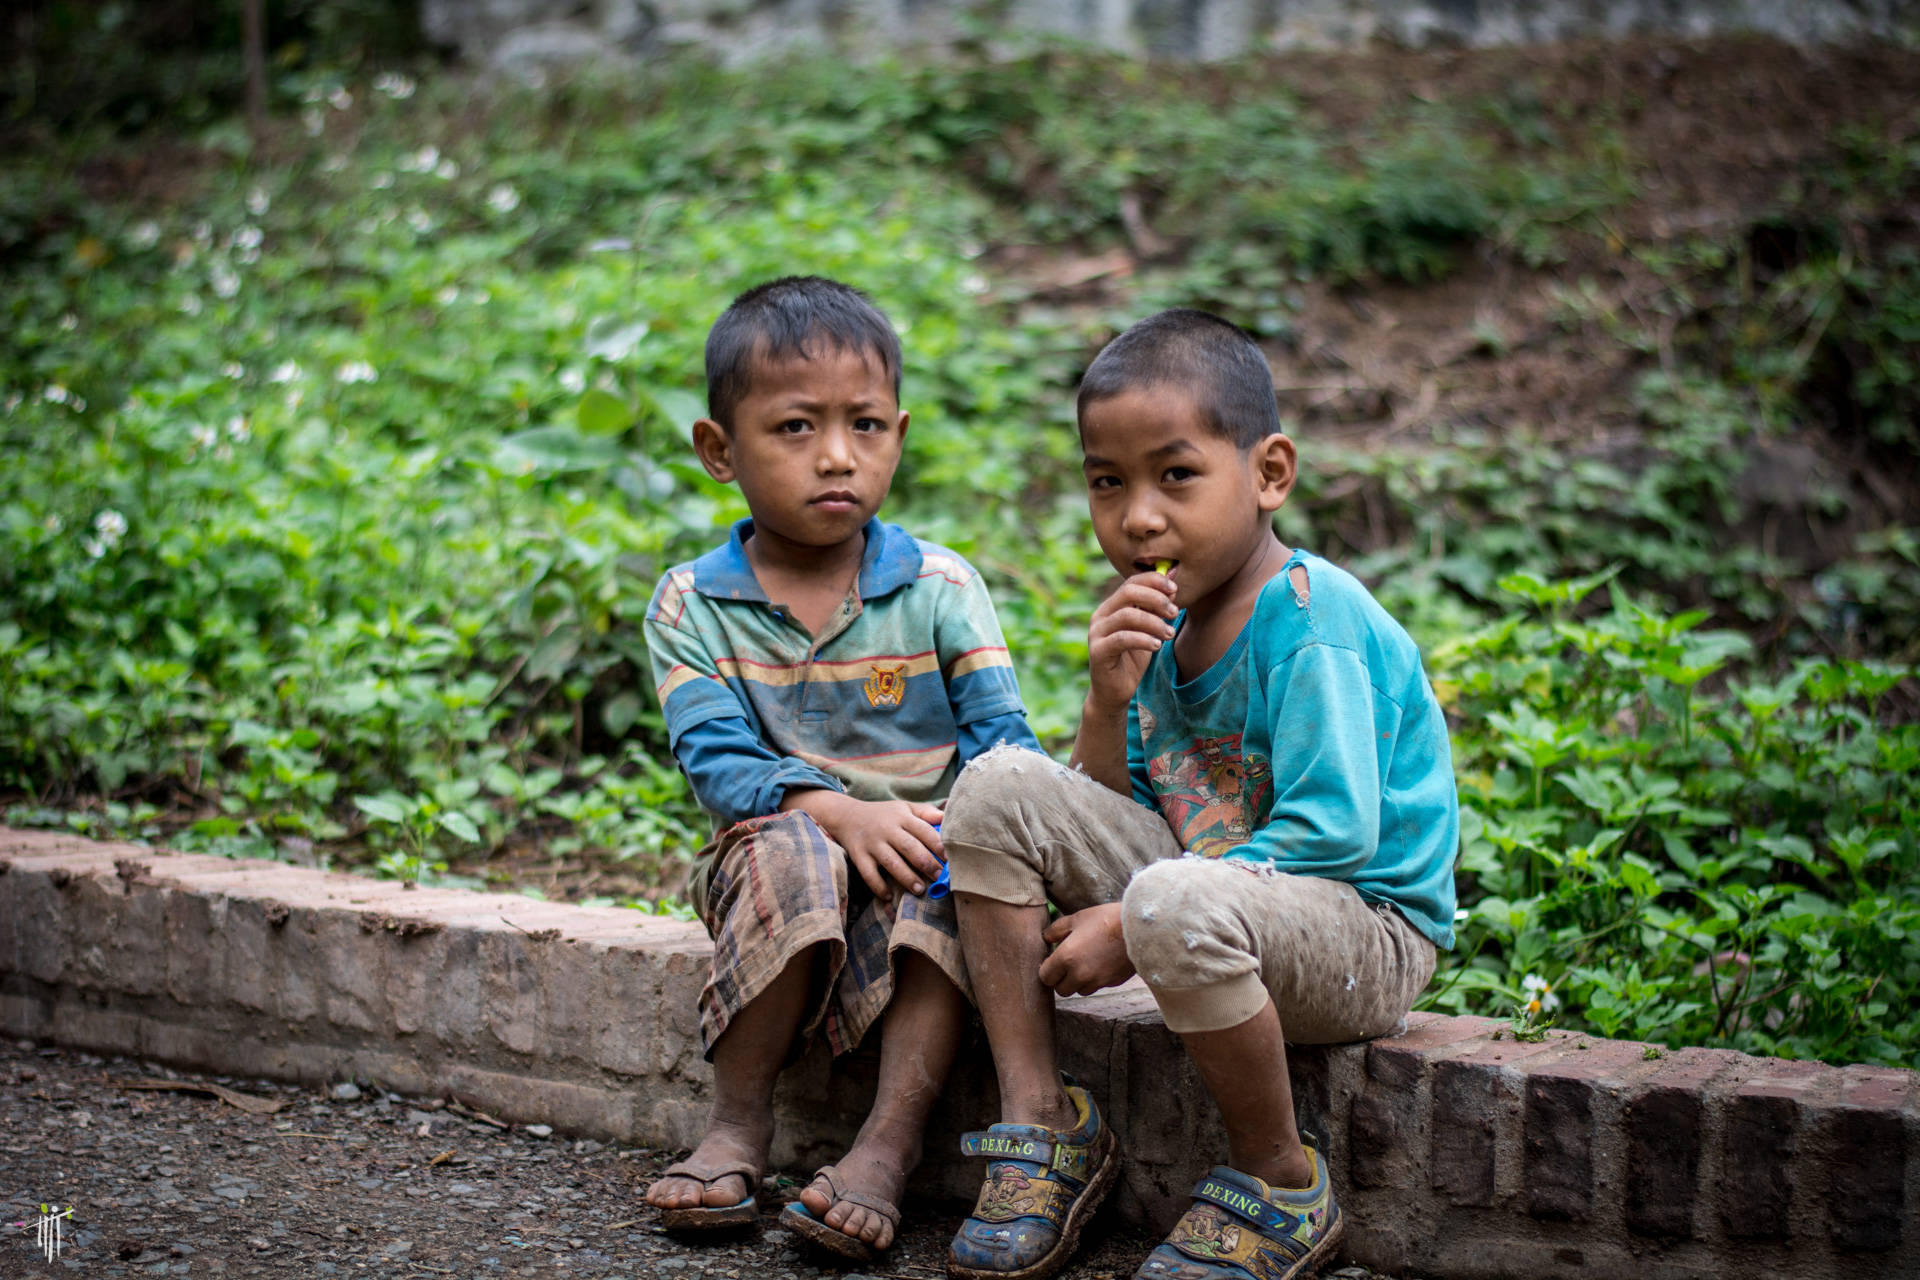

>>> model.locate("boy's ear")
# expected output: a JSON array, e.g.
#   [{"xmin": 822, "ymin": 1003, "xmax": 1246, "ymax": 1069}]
[
  {"xmin": 895, "ymin": 409, "xmax": 909, "ymax": 446},
  {"xmin": 691, "ymin": 418, "xmax": 735, "ymax": 483},
  {"xmin": 1252, "ymin": 432, "xmax": 1297, "ymax": 513}
]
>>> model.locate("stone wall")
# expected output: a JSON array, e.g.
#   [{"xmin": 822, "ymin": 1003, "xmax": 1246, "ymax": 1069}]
[
  {"xmin": 421, "ymin": 0, "xmax": 1920, "ymax": 70},
  {"xmin": 4, "ymin": 828, "xmax": 1916, "ymax": 1277}
]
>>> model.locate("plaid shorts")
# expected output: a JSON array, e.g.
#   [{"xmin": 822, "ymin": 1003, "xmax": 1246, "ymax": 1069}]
[{"xmin": 687, "ymin": 810, "xmax": 969, "ymax": 1059}]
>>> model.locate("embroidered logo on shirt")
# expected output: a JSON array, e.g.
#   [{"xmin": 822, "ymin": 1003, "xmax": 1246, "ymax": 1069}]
[{"xmin": 863, "ymin": 664, "xmax": 907, "ymax": 708}]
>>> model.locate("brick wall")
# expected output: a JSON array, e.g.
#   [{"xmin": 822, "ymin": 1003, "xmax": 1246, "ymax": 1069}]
[{"xmin": 2, "ymin": 829, "xmax": 1913, "ymax": 1278}]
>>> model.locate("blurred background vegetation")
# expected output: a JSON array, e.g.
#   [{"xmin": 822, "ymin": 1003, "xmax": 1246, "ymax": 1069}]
[{"xmin": 3, "ymin": 1, "xmax": 1918, "ymax": 1066}]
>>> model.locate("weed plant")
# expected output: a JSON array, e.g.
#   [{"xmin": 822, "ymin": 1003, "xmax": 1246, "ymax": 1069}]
[{"xmin": 2, "ymin": 36, "xmax": 1916, "ymax": 1064}]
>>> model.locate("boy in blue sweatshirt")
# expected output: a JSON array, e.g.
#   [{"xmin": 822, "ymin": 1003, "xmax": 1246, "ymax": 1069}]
[{"xmin": 940, "ymin": 310, "xmax": 1458, "ymax": 1280}]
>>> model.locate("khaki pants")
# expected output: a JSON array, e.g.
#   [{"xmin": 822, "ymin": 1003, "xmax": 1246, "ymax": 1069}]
[{"xmin": 942, "ymin": 746, "xmax": 1435, "ymax": 1040}]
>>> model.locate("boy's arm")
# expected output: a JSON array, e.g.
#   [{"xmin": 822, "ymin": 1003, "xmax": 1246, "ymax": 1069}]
[
  {"xmin": 670, "ymin": 715, "xmax": 846, "ymax": 826},
  {"xmin": 643, "ymin": 599, "xmax": 844, "ymax": 826},
  {"xmin": 935, "ymin": 557, "xmax": 1042, "ymax": 764},
  {"xmin": 1070, "ymin": 568, "xmax": 1177, "ymax": 795},
  {"xmin": 1228, "ymin": 644, "xmax": 1384, "ymax": 877}
]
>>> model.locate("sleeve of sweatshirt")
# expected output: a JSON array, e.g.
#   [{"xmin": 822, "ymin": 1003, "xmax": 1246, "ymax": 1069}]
[{"xmin": 1220, "ymin": 643, "xmax": 1387, "ymax": 878}]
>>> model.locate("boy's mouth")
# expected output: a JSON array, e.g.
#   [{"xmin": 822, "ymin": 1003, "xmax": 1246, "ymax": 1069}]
[
  {"xmin": 810, "ymin": 490, "xmax": 861, "ymax": 510},
  {"xmin": 1134, "ymin": 557, "xmax": 1178, "ymax": 576}
]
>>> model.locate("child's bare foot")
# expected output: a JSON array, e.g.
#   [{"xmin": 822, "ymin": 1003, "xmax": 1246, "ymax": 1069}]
[
  {"xmin": 645, "ymin": 1115, "xmax": 771, "ymax": 1214},
  {"xmin": 795, "ymin": 1122, "xmax": 920, "ymax": 1250}
]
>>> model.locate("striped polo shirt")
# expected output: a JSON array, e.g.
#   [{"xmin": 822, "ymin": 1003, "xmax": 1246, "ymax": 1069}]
[{"xmin": 645, "ymin": 517, "xmax": 1037, "ymax": 825}]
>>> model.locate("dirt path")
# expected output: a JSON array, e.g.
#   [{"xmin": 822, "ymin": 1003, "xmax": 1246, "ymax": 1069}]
[{"xmin": 1, "ymin": 1039, "xmax": 1409, "ymax": 1280}]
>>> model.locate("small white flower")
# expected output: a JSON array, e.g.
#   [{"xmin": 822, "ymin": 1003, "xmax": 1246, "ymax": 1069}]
[
  {"xmin": 95, "ymin": 509, "xmax": 127, "ymax": 540},
  {"xmin": 247, "ymin": 187, "xmax": 270, "ymax": 217},
  {"xmin": 321, "ymin": 153, "xmax": 348, "ymax": 174},
  {"xmin": 436, "ymin": 285, "xmax": 460, "ymax": 306},
  {"xmin": 43, "ymin": 384, "xmax": 73, "ymax": 406},
  {"xmin": 59, "ymin": 313, "xmax": 78, "ymax": 331},
  {"xmin": 405, "ymin": 208, "xmax": 432, "ymax": 234},
  {"xmin": 221, "ymin": 362, "xmax": 245, "ymax": 380},
  {"xmin": 226, "ymin": 415, "xmax": 250, "ymax": 443},
  {"xmin": 302, "ymin": 107, "xmax": 325, "ymax": 137},
  {"xmin": 269, "ymin": 361, "xmax": 302, "ymax": 384},
  {"xmin": 328, "ymin": 86, "xmax": 353, "ymax": 112},
  {"xmin": 128, "ymin": 220, "xmax": 162, "ymax": 249},
  {"xmin": 962, "ymin": 273, "xmax": 988, "ymax": 295},
  {"xmin": 371, "ymin": 171, "xmax": 394, "ymax": 190},
  {"xmin": 192, "ymin": 220, "xmax": 213, "ymax": 246},
  {"xmin": 433, "ymin": 158, "xmax": 458, "ymax": 181},
  {"xmin": 1521, "ymin": 974, "xmax": 1561, "ymax": 1015},
  {"xmin": 234, "ymin": 226, "xmax": 263, "ymax": 251},
  {"xmin": 211, "ymin": 262, "xmax": 240, "ymax": 299},
  {"xmin": 374, "ymin": 72, "xmax": 416, "ymax": 100},
  {"xmin": 336, "ymin": 360, "xmax": 378, "ymax": 385},
  {"xmin": 43, "ymin": 512, "xmax": 62, "ymax": 533},
  {"xmin": 413, "ymin": 145, "xmax": 439, "ymax": 172},
  {"xmin": 558, "ymin": 368, "xmax": 586, "ymax": 394},
  {"xmin": 486, "ymin": 184, "xmax": 521, "ymax": 214},
  {"xmin": 179, "ymin": 293, "xmax": 203, "ymax": 316},
  {"xmin": 191, "ymin": 423, "xmax": 219, "ymax": 451}
]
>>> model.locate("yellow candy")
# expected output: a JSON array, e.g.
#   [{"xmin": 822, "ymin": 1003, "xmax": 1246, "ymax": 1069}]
[{"xmin": 1154, "ymin": 559, "xmax": 1173, "ymax": 574}]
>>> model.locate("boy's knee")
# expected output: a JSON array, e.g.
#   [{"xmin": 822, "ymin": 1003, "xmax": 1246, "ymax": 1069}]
[
  {"xmin": 1120, "ymin": 859, "xmax": 1252, "ymax": 980},
  {"xmin": 944, "ymin": 745, "xmax": 1065, "ymax": 858}
]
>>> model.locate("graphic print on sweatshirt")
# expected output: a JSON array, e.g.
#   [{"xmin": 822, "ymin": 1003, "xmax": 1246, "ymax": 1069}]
[{"xmin": 1147, "ymin": 732, "xmax": 1273, "ymax": 857}]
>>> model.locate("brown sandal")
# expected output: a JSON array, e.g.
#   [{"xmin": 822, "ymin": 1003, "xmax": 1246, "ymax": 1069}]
[
  {"xmin": 651, "ymin": 1157, "xmax": 762, "ymax": 1231},
  {"xmin": 778, "ymin": 1164, "xmax": 902, "ymax": 1263}
]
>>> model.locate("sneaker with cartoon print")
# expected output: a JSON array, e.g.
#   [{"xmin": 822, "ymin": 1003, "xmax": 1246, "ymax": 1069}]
[{"xmin": 1133, "ymin": 1141, "xmax": 1342, "ymax": 1280}]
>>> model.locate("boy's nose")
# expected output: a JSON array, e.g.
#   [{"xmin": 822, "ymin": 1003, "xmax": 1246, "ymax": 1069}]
[
  {"xmin": 816, "ymin": 426, "xmax": 855, "ymax": 472},
  {"xmin": 1121, "ymin": 495, "xmax": 1166, "ymax": 538}
]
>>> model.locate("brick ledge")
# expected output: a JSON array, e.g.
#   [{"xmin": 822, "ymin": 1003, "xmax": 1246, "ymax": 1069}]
[{"xmin": 1, "ymin": 829, "xmax": 1913, "ymax": 1279}]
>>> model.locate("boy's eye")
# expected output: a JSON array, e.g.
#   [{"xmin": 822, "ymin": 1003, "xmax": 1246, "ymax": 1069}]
[
  {"xmin": 1087, "ymin": 475, "xmax": 1120, "ymax": 491},
  {"xmin": 853, "ymin": 417, "xmax": 887, "ymax": 433},
  {"xmin": 776, "ymin": 419, "xmax": 811, "ymax": 434},
  {"xmin": 1163, "ymin": 467, "xmax": 1196, "ymax": 483}
]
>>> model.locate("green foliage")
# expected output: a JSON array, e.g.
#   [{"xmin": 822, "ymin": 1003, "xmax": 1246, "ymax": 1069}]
[
  {"xmin": 1, "ymin": 46, "xmax": 1916, "ymax": 1064},
  {"xmin": 1426, "ymin": 574, "xmax": 1920, "ymax": 1067}
]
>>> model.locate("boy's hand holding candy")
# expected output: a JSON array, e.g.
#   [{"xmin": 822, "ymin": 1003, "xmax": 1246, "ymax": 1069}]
[{"xmin": 1086, "ymin": 559, "xmax": 1177, "ymax": 712}]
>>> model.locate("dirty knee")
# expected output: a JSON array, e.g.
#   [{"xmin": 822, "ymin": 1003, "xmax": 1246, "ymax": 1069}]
[
  {"xmin": 947, "ymin": 746, "xmax": 1069, "ymax": 836},
  {"xmin": 944, "ymin": 747, "xmax": 1068, "ymax": 856},
  {"xmin": 1121, "ymin": 860, "xmax": 1254, "ymax": 987}
]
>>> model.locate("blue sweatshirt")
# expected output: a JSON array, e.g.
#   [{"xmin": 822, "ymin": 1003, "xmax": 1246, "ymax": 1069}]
[{"xmin": 1126, "ymin": 548, "xmax": 1459, "ymax": 948}]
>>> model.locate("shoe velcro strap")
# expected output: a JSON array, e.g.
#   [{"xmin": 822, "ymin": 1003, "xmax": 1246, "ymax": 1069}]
[
  {"xmin": 960, "ymin": 1131, "xmax": 1091, "ymax": 1181},
  {"xmin": 1190, "ymin": 1177, "xmax": 1300, "ymax": 1237}
]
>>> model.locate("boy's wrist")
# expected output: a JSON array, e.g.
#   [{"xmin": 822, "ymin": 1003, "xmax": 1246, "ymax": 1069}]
[
  {"xmin": 1081, "ymin": 691, "xmax": 1131, "ymax": 723},
  {"xmin": 779, "ymin": 786, "xmax": 853, "ymax": 830}
]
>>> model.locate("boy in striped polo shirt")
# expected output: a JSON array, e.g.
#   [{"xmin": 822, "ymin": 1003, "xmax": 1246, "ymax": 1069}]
[{"xmin": 641, "ymin": 277, "xmax": 1042, "ymax": 1261}]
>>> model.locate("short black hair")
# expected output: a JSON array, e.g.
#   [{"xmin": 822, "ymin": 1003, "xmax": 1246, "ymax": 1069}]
[
  {"xmin": 1076, "ymin": 308, "xmax": 1281, "ymax": 448},
  {"xmin": 704, "ymin": 276, "xmax": 902, "ymax": 429}
]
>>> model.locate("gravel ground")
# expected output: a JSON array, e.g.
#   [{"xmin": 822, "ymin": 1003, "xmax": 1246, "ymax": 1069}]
[{"xmin": 1, "ymin": 1037, "xmax": 1404, "ymax": 1280}]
